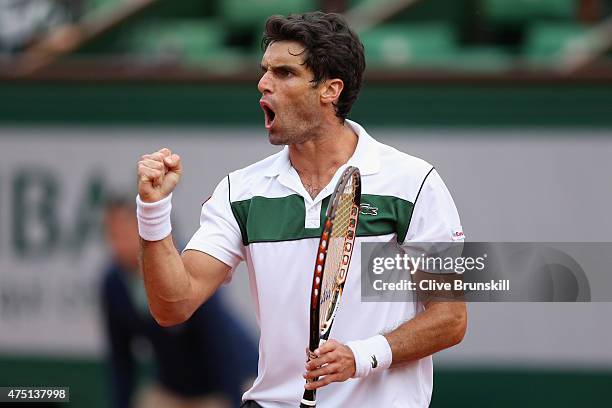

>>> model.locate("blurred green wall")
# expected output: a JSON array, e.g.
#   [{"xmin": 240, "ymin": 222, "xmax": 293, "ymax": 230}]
[
  {"xmin": 2, "ymin": 83, "xmax": 611, "ymax": 127},
  {"xmin": 1, "ymin": 355, "xmax": 610, "ymax": 408}
]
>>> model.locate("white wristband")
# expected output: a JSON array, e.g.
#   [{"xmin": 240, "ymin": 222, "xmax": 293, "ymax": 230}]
[
  {"xmin": 136, "ymin": 193, "xmax": 173, "ymax": 241},
  {"xmin": 346, "ymin": 335, "xmax": 392, "ymax": 378}
]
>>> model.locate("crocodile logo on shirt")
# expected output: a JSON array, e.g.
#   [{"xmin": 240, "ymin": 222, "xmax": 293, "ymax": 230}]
[
  {"xmin": 371, "ymin": 354, "xmax": 378, "ymax": 369},
  {"xmin": 360, "ymin": 203, "xmax": 378, "ymax": 216}
]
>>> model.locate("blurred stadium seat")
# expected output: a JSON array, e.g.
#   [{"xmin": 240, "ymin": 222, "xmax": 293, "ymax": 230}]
[
  {"xmin": 125, "ymin": 19, "xmax": 249, "ymax": 70},
  {"xmin": 452, "ymin": 46, "xmax": 514, "ymax": 72},
  {"xmin": 360, "ymin": 23, "xmax": 457, "ymax": 68},
  {"xmin": 128, "ymin": 20, "xmax": 225, "ymax": 56},
  {"xmin": 481, "ymin": 0, "xmax": 576, "ymax": 24},
  {"xmin": 86, "ymin": 0, "xmax": 121, "ymax": 13},
  {"xmin": 219, "ymin": 0, "xmax": 317, "ymax": 28},
  {"xmin": 523, "ymin": 22, "xmax": 590, "ymax": 65}
]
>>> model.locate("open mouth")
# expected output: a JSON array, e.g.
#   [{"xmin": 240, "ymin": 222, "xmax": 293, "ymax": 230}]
[{"xmin": 260, "ymin": 101, "xmax": 276, "ymax": 130}]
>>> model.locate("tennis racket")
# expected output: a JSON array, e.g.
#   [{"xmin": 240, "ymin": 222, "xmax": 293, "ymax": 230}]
[{"xmin": 300, "ymin": 166, "xmax": 361, "ymax": 408}]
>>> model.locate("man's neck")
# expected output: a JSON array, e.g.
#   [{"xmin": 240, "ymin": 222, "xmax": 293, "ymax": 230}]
[{"xmin": 288, "ymin": 120, "xmax": 358, "ymax": 199}]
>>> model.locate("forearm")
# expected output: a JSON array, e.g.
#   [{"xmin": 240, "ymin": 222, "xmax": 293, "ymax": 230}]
[
  {"xmin": 140, "ymin": 235, "xmax": 197, "ymax": 326},
  {"xmin": 140, "ymin": 236, "xmax": 230, "ymax": 326},
  {"xmin": 136, "ymin": 148, "xmax": 233, "ymax": 326},
  {"xmin": 384, "ymin": 301, "xmax": 467, "ymax": 367}
]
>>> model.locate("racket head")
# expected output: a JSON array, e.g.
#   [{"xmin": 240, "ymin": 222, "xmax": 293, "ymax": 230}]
[
  {"xmin": 308, "ymin": 165, "xmax": 361, "ymax": 351},
  {"xmin": 301, "ymin": 166, "xmax": 361, "ymax": 407}
]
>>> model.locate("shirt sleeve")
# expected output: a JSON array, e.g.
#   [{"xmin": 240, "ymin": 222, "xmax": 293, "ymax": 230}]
[
  {"xmin": 403, "ymin": 168, "xmax": 464, "ymax": 244},
  {"xmin": 183, "ymin": 176, "xmax": 245, "ymax": 274}
]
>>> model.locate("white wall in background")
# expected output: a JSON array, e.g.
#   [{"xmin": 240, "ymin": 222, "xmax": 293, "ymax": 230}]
[{"xmin": 0, "ymin": 126, "xmax": 611, "ymax": 369}]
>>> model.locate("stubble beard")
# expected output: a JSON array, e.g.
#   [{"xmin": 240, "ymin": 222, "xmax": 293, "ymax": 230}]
[
  {"xmin": 268, "ymin": 126, "xmax": 312, "ymax": 146},
  {"xmin": 268, "ymin": 108, "xmax": 321, "ymax": 146}
]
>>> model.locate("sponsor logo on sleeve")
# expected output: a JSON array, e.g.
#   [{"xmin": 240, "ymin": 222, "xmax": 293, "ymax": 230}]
[{"xmin": 451, "ymin": 226, "xmax": 465, "ymax": 241}]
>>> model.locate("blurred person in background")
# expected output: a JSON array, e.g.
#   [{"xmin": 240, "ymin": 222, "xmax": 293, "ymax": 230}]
[{"xmin": 101, "ymin": 194, "xmax": 257, "ymax": 408}]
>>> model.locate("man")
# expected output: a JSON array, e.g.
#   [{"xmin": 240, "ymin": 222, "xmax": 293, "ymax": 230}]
[
  {"xmin": 101, "ymin": 196, "xmax": 257, "ymax": 408},
  {"xmin": 136, "ymin": 12, "xmax": 467, "ymax": 408}
]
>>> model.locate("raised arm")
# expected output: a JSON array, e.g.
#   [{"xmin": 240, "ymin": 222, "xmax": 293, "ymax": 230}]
[{"xmin": 137, "ymin": 148, "xmax": 231, "ymax": 327}]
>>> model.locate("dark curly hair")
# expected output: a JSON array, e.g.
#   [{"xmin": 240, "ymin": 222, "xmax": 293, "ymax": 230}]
[{"xmin": 262, "ymin": 12, "xmax": 366, "ymax": 121}]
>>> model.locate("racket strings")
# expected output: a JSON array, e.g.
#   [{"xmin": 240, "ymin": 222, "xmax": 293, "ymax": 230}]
[{"xmin": 319, "ymin": 178, "xmax": 357, "ymax": 331}]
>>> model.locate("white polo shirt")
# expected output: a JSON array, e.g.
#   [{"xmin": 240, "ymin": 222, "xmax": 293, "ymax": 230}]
[{"xmin": 184, "ymin": 120, "xmax": 462, "ymax": 408}]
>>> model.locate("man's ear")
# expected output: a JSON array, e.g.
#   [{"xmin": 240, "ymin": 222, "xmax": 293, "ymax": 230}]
[{"xmin": 320, "ymin": 78, "xmax": 344, "ymax": 105}]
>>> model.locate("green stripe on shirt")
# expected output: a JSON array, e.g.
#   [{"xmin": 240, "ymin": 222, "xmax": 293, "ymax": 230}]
[{"xmin": 230, "ymin": 194, "xmax": 413, "ymax": 245}]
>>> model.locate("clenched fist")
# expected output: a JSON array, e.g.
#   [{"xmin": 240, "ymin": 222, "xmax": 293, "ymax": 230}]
[{"xmin": 137, "ymin": 148, "xmax": 182, "ymax": 203}]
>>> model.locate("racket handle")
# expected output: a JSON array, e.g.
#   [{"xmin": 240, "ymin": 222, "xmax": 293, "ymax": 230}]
[{"xmin": 300, "ymin": 388, "xmax": 316, "ymax": 407}]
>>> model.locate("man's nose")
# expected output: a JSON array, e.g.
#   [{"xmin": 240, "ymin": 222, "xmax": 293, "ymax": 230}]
[{"xmin": 258, "ymin": 71, "xmax": 272, "ymax": 94}]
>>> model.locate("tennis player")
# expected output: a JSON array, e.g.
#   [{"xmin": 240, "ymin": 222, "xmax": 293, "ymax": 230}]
[{"xmin": 136, "ymin": 12, "xmax": 467, "ymax": 408}]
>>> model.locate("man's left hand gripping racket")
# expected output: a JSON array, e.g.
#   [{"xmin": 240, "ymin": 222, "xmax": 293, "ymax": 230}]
[{"xmin": 300, "ymin": 166, "xmax": 361, "ymax": 408}]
